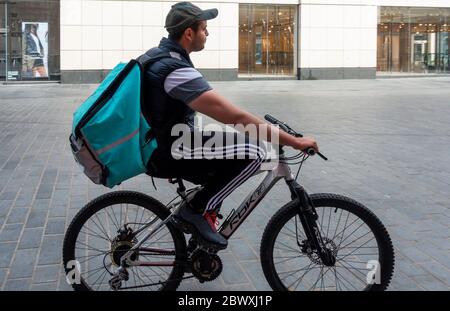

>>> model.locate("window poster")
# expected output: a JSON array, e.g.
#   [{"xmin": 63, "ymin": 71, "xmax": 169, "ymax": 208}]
[{"xmin": 22, "ymin": 22, "xmax": 48, "ymax": 78}]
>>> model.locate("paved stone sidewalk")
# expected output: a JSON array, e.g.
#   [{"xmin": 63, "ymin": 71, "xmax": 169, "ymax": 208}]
[{"xmin": 0, "ymin": 78, "xmax": 449, "ymax": 291}]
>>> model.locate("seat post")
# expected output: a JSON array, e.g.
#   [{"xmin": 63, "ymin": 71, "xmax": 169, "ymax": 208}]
[{"xmin": 176, "ymin": 178, "xmax": 186, "ymax": 193}]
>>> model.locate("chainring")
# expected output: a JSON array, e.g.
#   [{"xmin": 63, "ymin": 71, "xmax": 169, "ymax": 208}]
[{"xmin": 190, "ymin": 249, "xmax": 223, "ymax": 282}]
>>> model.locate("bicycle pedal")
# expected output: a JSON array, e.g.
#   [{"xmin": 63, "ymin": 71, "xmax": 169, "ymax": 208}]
[
  {"xmin": 204, "ymin": 246, "xmax": 219, "ymax": 254},
  {"xmin": 196, "ymin": 240, "xmax": 222, "ymax": 253}
]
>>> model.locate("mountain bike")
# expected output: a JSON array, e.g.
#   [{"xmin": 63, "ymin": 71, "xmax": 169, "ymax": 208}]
[{"xmin": 62, "ymin": 115, "xmax": 395, "ymax": 291}]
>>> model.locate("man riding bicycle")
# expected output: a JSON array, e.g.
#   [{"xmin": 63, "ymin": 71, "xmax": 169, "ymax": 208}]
[{"xmin": 142, "ymin": 2, "xmax": 319, "ymax": 250}]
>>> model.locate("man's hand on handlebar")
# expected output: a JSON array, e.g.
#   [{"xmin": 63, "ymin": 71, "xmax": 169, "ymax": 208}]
[{"xmin": 293, "ymin": 136, "xmax": 319, "ymax": 155}]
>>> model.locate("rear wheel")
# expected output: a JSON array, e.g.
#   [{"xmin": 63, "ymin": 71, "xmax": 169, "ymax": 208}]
[
  {"xmin": 62, "ymin": 191, "xmax": 187, "ymax": 291},
  {"xmin": 261, "ymin": 193, "xmax": 395, "ymax": 291}
]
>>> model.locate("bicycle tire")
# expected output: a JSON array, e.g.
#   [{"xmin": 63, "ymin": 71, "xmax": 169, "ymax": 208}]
[
  {"xmin": 62, "ymin": 191, "xmax": 187, "ymax": 291},
  {"xmin": 260, "ymin": 193, "xmax": 395, "ymax": 291}
]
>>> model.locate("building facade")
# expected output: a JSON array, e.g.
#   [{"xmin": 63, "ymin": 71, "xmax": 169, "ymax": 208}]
[{"xmin": 1, "ymin": 0, "xmax": 450, "ymax": 83}]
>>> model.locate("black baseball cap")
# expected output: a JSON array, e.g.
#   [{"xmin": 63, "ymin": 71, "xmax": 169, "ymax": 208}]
[{"xmin": 165, "ymin": 2, "xmax": 218, "ymax": 35}]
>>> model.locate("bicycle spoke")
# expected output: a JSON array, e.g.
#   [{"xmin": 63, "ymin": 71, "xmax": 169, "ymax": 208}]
[
  {"xmin": 339, "ymin": 231, "xmax": 374, "ymax": 251},
  {"xmin": 279, "ymin": 228, "xmax": 302, "ymax": 241},
  {"xmin": 335, "ymin": 213, "xmax": 353, "ymax": 246},
  {"xmin": 135, "ymin": 269, "xmax": 153, "ymax": 291},
  {"xmin": 291, "ymin": 263, "xmax": 317, "ymax": 291},
  {"xmin": 309, "ymin": 266, "xmax": 324, "ymax": 291},
  {"xmin": 337, "ymin": 237, "xmax": 378, "ymax": 261},
  {"xmin": 275, "ymin": 240, "xmax": 302, "ymax": 254},
  {"xmin": 309, "ymin": 266, "xmax": 332, "ymax": 291},
  {"xmin": 335, "ymin": 262, "xmax": 367, "ymax": 287},
  {"xmin": 274, "ymin": 255, "xmax": 303, "ymax": 265},
  {"xmin": 274, "ymin": 245, "xmax": 302, "ymax": 254},
  {"xmin": 76, "ymin": 240, "xmax": 109, "ymax": 254},
  {"xmin": 337, "ymin": 221, "xmax": 366, "ymax": 249},
  {"xmin": 332, "ymin": 208, "xmax": 344, "ymax": 242},
  {"xmin": 334, "ymin": 267, "xmax": 358, "ymax": 290},
  {"xmin": 278, "ymin": 265, "xmax": 318, "ymax": 278},
  {"xmin": 133, "ymin": 207, "xmax": 140, "ymax": 231},
  {"xmin": 339, "ymin": 259, "xmax": 372, "ymax": 264},
  {"xmin": 337, "ymin": 261, "xmax": 370, "ymax": 277},
  {"xmin": 137, "ymin": 208, "xmax": 147, "ymax": 231},
  {"xmin": 284, "ymin": 262, "xmax": 312, "ymax": 288},
  {"xmin": 82, "ymin": 264, "xmax": 109, "ymax": 279},
  {"xmin": 76, "ymin": 252, "xmax": 108, "ymax": 265},
  {"xmin": 130, "ymin": 268, "xmax": 142, "ymax": 291},
  {"xmin": 105, "ymin": 206, "xmax": 121, "ymax": 232},
  {"xmin": 90, "ymin": 213, "xmax": 112, "ymax": 242},
  {"xmin": 326, "ymin": 206, "xmax": 332, "ymax": 239},
  {"xmin": 340, "ymin": 246, "xmax": 378, "ymax": 250},
  {"xmin": 320, "ymin": 206, "xmax": 325, "ymax": 235},
  {"xmin": 94, "ymin": 268, "xmax": 109, "ymax": 291},
  {"xmin": 79, "ymin": 227, "xmax": 110, "ymax": 243},
  {"xmin": 119, "ymin": 204, "xmax": 123, "ymax": 229},
  {"xmin": 110, "ymin": 205, "xmax": 121, "ymax": 231},
  {"xmin": 334, "ymin": 267, "xmax": 341, "ymax": 291}
]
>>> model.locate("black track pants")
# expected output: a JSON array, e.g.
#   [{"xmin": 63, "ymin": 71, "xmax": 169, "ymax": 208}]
[{"xmin": 148, "ymin": 131, "xmax": 266, "ymax": 213}]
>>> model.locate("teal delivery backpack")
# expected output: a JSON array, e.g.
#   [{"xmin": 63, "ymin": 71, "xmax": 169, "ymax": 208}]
[{"xmin": 69, "ymin": 50, "xmax": 169, "ymax": 188}]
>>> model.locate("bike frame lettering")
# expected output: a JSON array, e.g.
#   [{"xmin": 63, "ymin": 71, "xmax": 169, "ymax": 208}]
[{"xmin": 219, "ymin": 162, "xmax": 294, "ymax": 238}]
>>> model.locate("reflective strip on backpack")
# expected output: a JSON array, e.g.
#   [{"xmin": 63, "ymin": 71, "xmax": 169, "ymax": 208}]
[{"xmin": 96, "ymin": 128, "xmax": 140, "ymax": 155}]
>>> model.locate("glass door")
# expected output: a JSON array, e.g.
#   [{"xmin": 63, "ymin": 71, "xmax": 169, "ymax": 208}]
[
  {"xmin": 7, "ymin": 1, "xmax": 23, "ymax": 81},
  {"xmin": 267, "ymin": 6, "xmax": 295, "ymax": 75},
  {"xmin": 378, "ymin": 7, "xmax": 450, "ymax": 74},
  {"xmin": 436, "ymin": 11, "xmax": 450, "ymax": 73},
  {"xmin": 0, "ymin": 1, "xmax": 6, "ymax": 81},
  {"xmin": 239, "ymin": 4, "xmax": 296, "ymax": 77}
]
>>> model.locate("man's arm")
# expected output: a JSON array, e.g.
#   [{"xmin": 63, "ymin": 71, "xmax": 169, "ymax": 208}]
[{"xmin": 188, "ymin": 90, "xmax": 319, "ymax": 153}]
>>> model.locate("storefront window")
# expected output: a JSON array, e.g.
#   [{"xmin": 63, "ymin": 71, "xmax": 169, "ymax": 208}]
[
  {"xmin": 1, "ymin": 3, "xmax": 6, "ymax": 81},
  {"xmin": 378, "ymin": 7, "xmax": 450, "ymax": 73},
  {"xmin": 1, "ymin": 0, "xmax": 60, "ymax": 82},
  {"xmin": 239, "ymin": 4, "xmax": 296, "ymax": 77}
]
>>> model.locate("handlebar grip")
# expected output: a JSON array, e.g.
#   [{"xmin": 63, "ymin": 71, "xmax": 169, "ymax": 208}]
[
  {"xmin": 305, "ymin": 148, "xmax": 328, "ymax": 161},
  {"xmin": 306, "ymin": 148, "xmax": 316, "ymax": 156},
  {"xmin": 264, "ymin": 114, "xmax": 280, "ymax": 125}
]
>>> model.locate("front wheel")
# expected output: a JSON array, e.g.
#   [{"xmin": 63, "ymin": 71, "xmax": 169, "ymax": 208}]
[{"xmin": 261, "ymin": 193, "xmax": 395, "ymax": 291}]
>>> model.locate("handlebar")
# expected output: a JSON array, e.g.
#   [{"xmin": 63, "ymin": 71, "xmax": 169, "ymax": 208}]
[
  {"xmin": 264, "ymin": 114, "xmax": 328, "ymax": 161},
  {"xmin": 264, "ymin": 114, "xmax": 302, "ymax": 137}
]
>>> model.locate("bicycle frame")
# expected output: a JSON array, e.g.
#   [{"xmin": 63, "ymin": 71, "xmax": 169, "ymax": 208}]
[
  {"xmin": 219, "ymin": 160, "xmax": 295, "ymax": 238},
  {"xmin": 118, "ymin": 160, "xmax": 294, "ymax": 267},
  {"xmin": 218, "ymin": 156, "xmax": 332, "ymax": 268},
  {"xmin": 119, "ymin": 151, "xmax": 332, "ymax": 267}
]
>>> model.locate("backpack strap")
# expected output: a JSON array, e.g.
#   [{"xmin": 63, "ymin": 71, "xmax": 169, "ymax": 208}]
[
  {"xmin": 135, "ymin": 47, "xmax": 172, "ymax": 69},
  {"xmin": 136, "ymin": 48, "xmax": 173, "ymax": 140},
  {"xmin": 136, "ymin": 48, "xmax": 188, "ymax": 164}
]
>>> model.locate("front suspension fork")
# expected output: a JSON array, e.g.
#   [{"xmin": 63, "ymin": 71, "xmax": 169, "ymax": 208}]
[{"xmin": 287, "ymin": 180, "xmax": 336, "ymax": 266}]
